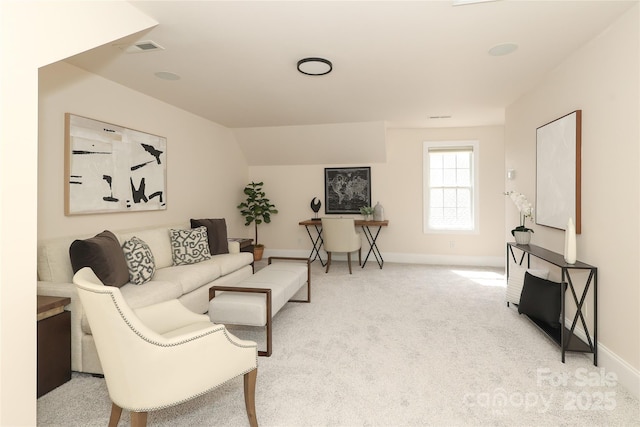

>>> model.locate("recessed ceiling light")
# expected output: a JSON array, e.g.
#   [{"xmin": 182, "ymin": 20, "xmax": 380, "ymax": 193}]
[
  {"xmin": 297, "ymin": 58, "xmax": 333, "ymax": 76},
  {"xmin": 154, "ymin": 71, "xmax": 181, "ymax": 81},
  {"xmin": 488, "ymin": 43, "xmax": 518, "ymax": 56}
]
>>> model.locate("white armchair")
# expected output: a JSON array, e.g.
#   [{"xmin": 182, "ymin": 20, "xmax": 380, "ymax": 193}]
[
  {"xmin": 73, "ymin": 267, "xmax": 259, "ymax": 427},
  {"xmin": 321, "ymin": 217, "xmax": 362, "ymax": 274}
]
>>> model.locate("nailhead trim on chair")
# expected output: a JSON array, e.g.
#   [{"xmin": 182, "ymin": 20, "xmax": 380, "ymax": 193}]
[
  {"xmin": 78, "ymin": 285, "xmax": 259, "ymax": 412},
  {"xmin": 79, "ymin": 285, "xmax": 257, "ymax": 349},
  {"xmin": 124, "ymin": 366, "xmax": 258, "ymax": 413}
]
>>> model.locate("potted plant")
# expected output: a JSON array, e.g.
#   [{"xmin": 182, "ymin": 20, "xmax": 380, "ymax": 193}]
[
  {"xmin": 505, "ymin": 190, "xmax": 534, "ymax": 245},
  {"xmin": 359, "ymin": 206, "xmax": 374, "ymax": 221},
  {"xmin": 237, "ymin": 181, "xmax": 278, "ymax": 261}
]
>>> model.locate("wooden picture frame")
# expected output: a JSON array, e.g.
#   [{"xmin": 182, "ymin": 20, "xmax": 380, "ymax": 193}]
[
  {"xmin": 535, "ymin": 110, "xmax": 581, "ymax": 233},
  {"xmin": 65, "ymin": 113, "xmax": 167, "ymax": 215},
  {"xmin": 324, "ymin": 167, "xmax": 371, "ymax": 214}
]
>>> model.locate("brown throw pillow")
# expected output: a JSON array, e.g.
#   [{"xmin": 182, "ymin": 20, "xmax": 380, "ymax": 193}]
[
  {"xmin": 190, "ymin": 218, "xmax": 229, "ymax": 255},
  {"xmin": 69, "ymin": 230, "xmax": 129, "ymax": 288}
]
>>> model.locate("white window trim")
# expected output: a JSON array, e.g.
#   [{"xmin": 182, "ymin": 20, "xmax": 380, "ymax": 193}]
[{"xmin": 423, "ymin": 140, "xmax": 480, "ymax": 234}]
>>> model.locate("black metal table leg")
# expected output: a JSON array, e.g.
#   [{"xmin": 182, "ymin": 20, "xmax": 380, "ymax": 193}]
[
  {"xmin": 304, "ymin": 224, "xmax": 326, "ymax": 266},
  {"xmin": 361, "ymin": 225, "xmax": 384, "ymax": 268}
]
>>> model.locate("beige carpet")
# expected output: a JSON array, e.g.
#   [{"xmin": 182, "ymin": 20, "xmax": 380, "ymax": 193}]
[{"xmin": 37, "ymin": 262, "xmax": 639, "ymax": 426}]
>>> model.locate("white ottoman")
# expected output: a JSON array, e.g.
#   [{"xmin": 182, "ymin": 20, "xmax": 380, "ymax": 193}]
[{"xmin": 208, "ymin": 257, "xmax": 310, "ymax": 356}]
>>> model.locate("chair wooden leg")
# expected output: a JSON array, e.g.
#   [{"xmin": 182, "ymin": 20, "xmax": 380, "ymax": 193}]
[
  {"xmin": 347, "ymin": 252, "xmax": 352, "ymax": 274},
  {"xmin": 244, "ymin": 368, "xmax": 259, "ymax": 427},
  {"xmin": 325, "ymin": 252, "xmax": 331, "ymax": 273},
  {"xmin": 130, "ymin": 411, "xmax": 148, "ymax": 427},
  {"xmin": 358, "ymin": 248, "xmax": 362, "ymax": 266},
  {"xmin": 108, "ymin": 403, "xmax": 122, "ymax": 427}
]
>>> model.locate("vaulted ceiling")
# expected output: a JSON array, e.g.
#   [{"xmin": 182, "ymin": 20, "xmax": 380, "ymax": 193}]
[{"xmin": 65, "ymin": 1, "xmax": 636, "ymax": 131}]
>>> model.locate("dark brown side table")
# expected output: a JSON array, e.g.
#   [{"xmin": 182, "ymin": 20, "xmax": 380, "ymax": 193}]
[
  {"xmin": 229, "ymin": 237, "xmax": 254, "ymax": 254},
  {"xmin": 37, "ymin": 295, "xmax": 71, "ymax": 397}
]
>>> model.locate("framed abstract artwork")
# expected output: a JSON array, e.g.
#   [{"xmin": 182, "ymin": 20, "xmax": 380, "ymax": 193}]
[
  {"xmin": 535, "ymin": 110, "xmax": 581, "ymax": 233},
  {"xmin": 65, "ymin": 113, "xmax": 167, "ymax": 215},
  {"xmin": 324, "ymin": 167, "xmax": 371, "ymax": 214}
]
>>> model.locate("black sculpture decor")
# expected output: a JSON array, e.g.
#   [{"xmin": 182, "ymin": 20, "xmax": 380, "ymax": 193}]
[{"xmin": 310, "ymin": 197, "xmax": 322, "ymax": 220}]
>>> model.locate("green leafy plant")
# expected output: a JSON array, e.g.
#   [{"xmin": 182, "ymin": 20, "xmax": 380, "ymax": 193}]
[
  {"xmin": 505, "ymin": 190, "xmax": 535, "ymax": 235},
  {"xmin": 359, "ymin": 206, "xmax": 374, "ymax": 216},
  {"xmin": 237, "ymin": 181, "xmax": 278, "ymax": 247}
]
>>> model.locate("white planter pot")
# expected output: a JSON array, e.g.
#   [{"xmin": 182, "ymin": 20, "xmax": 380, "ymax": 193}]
[{"xmin": 514, "ymin": 231, "xmax": 531, "ymax": 245}]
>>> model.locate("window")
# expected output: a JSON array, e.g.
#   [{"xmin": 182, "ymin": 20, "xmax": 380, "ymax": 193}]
[{"xmin": 423, "ymin": 141, "xmax": 479, "ymax": 233}]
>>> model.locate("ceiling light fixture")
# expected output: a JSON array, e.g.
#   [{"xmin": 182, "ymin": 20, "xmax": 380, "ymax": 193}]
[
  {"xmin": 297, "ymin": 57, "xmax": 332, "ymax": 76},
  {"xmin": 154, "ymin": 71, "xmax": 181, "ymax": 81},
  {"xmin": 488, "ymin": 43, "xmax": 518, "ymax": 56}
]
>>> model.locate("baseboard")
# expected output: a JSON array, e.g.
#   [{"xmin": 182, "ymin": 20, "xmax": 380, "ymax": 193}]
[
  {"xmin": 566, "ymin": 318, "xmax": 640, "ymax": 399},
  {"xmin": 264, "ymin": 249, "xmax": 504, "ymax": 268},
  {"xmin": 383, "ymin": 252, "xmax": 504, "ymax": 267},
  {"xmin": 597, "ymin": 343, "xmax": 640, "ymax": 399}
]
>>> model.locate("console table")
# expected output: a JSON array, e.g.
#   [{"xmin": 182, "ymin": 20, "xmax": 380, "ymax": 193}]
[
  {"xmin": 507, "ymin": 243, "xmax": 597, "ymax": 365},
  {"xmin": 299, "ymin": 219, "xmax": 389, "ymax": 268}
]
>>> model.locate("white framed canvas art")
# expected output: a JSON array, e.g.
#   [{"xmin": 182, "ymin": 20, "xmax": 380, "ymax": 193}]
[
  {"xmin": 65, "ymin": 113, "xmax": 167, "ymax": 215},
  {"xmin": 535, "ymin": 110, "xmax": 581, "ymax": 233}
]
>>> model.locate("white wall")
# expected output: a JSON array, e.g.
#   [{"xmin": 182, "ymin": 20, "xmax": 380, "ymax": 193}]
[
  {"xmin": 250, "ymin": 125, "xmax": 505, "ymax": 266},
  {"xmin": 39, "ymin": 62, "xmax": 249, "ymax": 240},
  {"xmin": 505, "ymin": 5, "xmax": 639, "ymax": 394},
  {"xmin": 0, "ymin": 2, "xmax": 157, "ymax": 424},
  {"xmin": 234, "ymin": 121, "xmax": 387, "ymax": 165}
]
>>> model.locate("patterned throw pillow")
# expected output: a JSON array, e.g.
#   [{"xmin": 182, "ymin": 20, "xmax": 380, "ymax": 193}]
[
  {"xmin": 122, "ymin": 236, "xmax": 156, "ymax": 285},
  {"xmin": 169, "ymin": 226, "xmax": 212, "ymax": 265}
]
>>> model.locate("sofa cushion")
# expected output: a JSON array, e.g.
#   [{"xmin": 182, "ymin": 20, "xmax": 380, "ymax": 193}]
[
  {"xmin": 190, "ymin": 218, "xmax": 229, "ymax": 255},
  {"xmin": 38, "ymin": 235, "xmax": 82, "ymax": 282},
  {"xmin": 117, "ymin": 225, "xmax": 185, "ymax": 269},
  {"xmin": 69, "ymin": 230, "xmax": 129, "ymax": 288},
  {"xmin": 169, "ymin": 227, "xmax": 212, "ymax": 265},
  {"xmin": 153, "ymin": 261, "xmax": 222, "ymax": 295},
  {"xmin": 122, "ymin": 236, "xmax": 155, "ymax": 285},
  {"xmin": 119, "ymin": 280, "xmax": 184, "ymax": 310},
  {"xmin": 518, "ymin": 272, "xmax": 562, "ymax": 328},
  {"xmin": 211, "ymin": 252, "xmax": 254, "ymax": 276}
]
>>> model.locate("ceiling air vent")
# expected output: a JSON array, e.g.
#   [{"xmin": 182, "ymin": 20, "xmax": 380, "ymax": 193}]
[{"xmin": 116, "ymin": 40, "xmax": 165, "ymax": 54}]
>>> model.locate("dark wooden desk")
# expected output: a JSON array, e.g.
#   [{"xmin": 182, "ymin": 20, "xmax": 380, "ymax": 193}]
[{"xmin": 299, "ymin": 219, "xmax": 389, "ymax": 268}]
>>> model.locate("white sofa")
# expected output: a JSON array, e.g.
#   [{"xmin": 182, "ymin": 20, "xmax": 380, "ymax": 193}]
[{"xmin": 37, "ymin": 223, "xmax": 254, "ymax": 374}]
